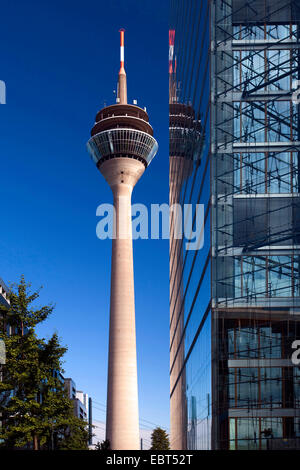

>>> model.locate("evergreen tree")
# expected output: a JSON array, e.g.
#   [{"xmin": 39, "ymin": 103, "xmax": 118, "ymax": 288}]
[
  {"xmin": 95, "ymin": 439, "xmax": 111, "ymax": 450},
  {"xmin": 150, "ymin": 427, "xmax": 170, "ymax": 450},
  {"xmin": 0, "ymin": 276, "xmax": 89, "ymax": 450},
  {"xmin": 56, "ymin": 414, "xmax": 90, "ymax": 450}
]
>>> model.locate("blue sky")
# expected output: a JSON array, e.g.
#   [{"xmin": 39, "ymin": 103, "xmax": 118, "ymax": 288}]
[{"xmin": 0, "ymin": 0, "xmax": 169, "ymax": 430}]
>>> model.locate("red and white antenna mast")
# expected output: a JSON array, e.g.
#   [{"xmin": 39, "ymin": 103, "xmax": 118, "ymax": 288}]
[
  {"xmin": 117, "ymin": 28, "xmax": 127, "ymax": 104},
  {"xmin": 169, "ymin": 29, "xmax": 175, "ymax": 74},
  {"xmin": 169, "ymin": 30, "xmax": 177, "ymax": 103}
]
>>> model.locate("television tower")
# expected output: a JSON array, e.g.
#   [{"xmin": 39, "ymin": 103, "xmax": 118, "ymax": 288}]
[{"xmin": 87, "ymin": 30, "xmax": 158, "ymax": 450}]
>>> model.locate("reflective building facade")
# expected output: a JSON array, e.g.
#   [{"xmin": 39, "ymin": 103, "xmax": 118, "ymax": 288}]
[
  {"xmin": 170, "ymin": 0, "xmax": 300, "ymax": 450},
  {"xmin": 0, "ymin": 278, "xmax": 10, "ymax": 310}
]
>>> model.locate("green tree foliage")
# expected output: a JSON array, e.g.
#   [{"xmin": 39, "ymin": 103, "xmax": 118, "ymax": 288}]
[
  {"xmin": 95, "ymin": 439, "xmax": 111, "ymax": 450},
  {"xmin": 0, "ymin": 276, "xmax": 89, "ymax": 450},
  {"xmin": 57, "ymin": 415, "xmax": 90, "ymax": 450},
  {"xmin": 150, "ymin": 427, "xmax": 170, "ymax": 450}
]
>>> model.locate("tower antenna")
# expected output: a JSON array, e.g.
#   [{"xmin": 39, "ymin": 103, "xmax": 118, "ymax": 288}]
[
  {"xmin": 169, "ymin": 30, "xmax": 177, "ymax": 103},
  {"xmin": 117, "ymin": 28, "xmax": 127, "ymax": 104}
]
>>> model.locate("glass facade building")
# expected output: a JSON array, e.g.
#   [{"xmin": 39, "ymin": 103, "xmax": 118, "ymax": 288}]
[
  {"xmin": 170, "ymin": 0, "xmax": 300, "ymax": 450},
  {"xmin": 0, "ymin": 278, "xmax": 9, "ymax": 310}
]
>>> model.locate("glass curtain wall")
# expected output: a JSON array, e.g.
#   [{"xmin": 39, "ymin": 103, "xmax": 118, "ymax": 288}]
[
  {"xmin": 211, "ymin": 0, "xmax": 300, "ymax": 450},
  {"xmin": 170, "ymin": 0, "xmax": 300, "ymax": 450},
  {"xmin": 170, "ymin": 0, "xmax": 211, "ymax": 450}
]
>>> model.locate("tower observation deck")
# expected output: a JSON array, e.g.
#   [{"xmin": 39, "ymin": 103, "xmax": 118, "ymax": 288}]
[
  {"xmin": 87, "ymin": 28, "xmax": 157, "ymax": 171},
  {"xmin": 87, "ymin": 30, "xmax": 158, "ymax": 450},
  {"xmin": 87, "ymin": 103, "xmax": 157, "ymax": 168}
]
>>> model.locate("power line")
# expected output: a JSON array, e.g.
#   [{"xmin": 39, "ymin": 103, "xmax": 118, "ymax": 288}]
[{"xmin": 92, "ymin": 399, "xmax": 169, "ymax": 431}]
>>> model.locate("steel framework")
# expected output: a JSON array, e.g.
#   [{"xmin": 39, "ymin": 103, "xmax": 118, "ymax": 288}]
[{"xmin": 211, "ymin": 0, "xmax": 300, "ymax": 449}]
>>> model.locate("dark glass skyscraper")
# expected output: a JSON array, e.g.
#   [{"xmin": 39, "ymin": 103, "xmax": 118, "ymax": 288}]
[{"xmin": 170, "ymin": 0, "xmax": 300, "ymax": 450}]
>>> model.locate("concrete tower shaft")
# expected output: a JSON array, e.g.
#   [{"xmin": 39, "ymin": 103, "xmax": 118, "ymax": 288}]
[
  {"xmin": 87, "ymin": 30, "xmax": 158, "ymax": 450},
  {"xmin": 100, "ymin": 157, "xmax": 144, "ymax": 450}
]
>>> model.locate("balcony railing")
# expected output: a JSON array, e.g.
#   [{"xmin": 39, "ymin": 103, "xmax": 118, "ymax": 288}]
[{"xmin": 87, "ymin": 128, "xmax": 158, "ymax": 167}]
